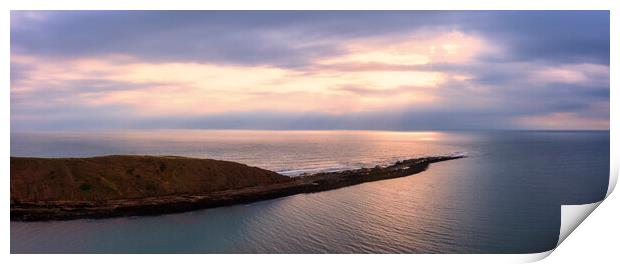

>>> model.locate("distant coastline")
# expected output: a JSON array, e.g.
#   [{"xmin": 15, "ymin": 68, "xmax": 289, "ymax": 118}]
[{"xmin": 11, "ymin": 155, "xmax": 464, "ymax": 221}]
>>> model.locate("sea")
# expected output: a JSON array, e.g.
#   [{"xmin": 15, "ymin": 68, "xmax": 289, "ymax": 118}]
[{"xmin": 10, "ymin": 130, "xmax": 610, "ymax": 253}]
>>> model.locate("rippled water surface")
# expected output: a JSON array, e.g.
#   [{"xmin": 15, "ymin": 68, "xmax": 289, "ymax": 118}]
[{"xmin": 10, "ymin": 130, "xmax": 609, "ymax": 253}]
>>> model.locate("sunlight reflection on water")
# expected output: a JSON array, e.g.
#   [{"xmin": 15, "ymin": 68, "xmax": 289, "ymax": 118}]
[{"xmin": 10, "ymin": 130, "xmax": 609, "ymax": 253}]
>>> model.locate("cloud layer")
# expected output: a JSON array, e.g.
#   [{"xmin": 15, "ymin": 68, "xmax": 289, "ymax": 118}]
[{"xmin": 10, "ymin": 11, "xmax": 610, "ymax": 131}]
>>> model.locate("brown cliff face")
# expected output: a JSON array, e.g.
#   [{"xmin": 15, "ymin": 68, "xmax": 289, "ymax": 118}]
[{"xmin": 10, "ymin": 155, "xmax": 292, "ymax": 202}]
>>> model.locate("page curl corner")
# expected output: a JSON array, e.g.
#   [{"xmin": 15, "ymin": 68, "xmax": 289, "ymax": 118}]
[{"xmin": 557, "ymin": 201, "xmax": 602, "ymax": 247}]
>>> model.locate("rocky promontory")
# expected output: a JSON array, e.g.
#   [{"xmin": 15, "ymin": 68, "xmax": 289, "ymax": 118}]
[{"xmin": 11, "ymin": 155, "xmax": 464, "ymax": 221}]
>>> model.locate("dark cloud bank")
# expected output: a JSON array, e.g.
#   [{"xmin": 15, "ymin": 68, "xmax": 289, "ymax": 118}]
[{"xmin": 11, "ymin": 11, "xmax": 610, "ymax": 131}]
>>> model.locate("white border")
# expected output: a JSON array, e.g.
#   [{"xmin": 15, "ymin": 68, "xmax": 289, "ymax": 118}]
[{"xmin": 3, "ymin": 1, "xmax": 618, "ymax": 263}]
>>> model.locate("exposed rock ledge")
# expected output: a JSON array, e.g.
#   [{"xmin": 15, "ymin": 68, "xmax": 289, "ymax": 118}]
[{"xmin": 11, "ymin": 155, "xmax": 464, "ymax": 221}]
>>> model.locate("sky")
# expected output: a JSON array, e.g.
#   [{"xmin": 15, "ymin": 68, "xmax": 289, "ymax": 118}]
[{"xmin": 10, "ymin": 11, "xmax": 610, "ymax": 131}]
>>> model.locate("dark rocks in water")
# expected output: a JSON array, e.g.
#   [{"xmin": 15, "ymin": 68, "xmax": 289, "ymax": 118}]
[{"xmin": 11, "ymin": 155, "xmax": 464, "ymax": 221}]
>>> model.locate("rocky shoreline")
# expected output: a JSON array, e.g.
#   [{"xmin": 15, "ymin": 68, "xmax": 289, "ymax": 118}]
[{"xmin": 11, "ymin": 155, "xmax": 464, "ymax": 221}]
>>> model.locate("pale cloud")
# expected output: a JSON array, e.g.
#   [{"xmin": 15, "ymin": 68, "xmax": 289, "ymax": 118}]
[
  {"xmin": 515, "ymin": 112, "xmax": 609, "ymax": 130},
  {"xmin": 322, "ymin": 31, "xmax": 493, "ymax": 67},
  {"xmin": 14, "ymin": 31, "xmax": 480, "ymax": 116},
  {"xmin": 12, "ymin": 55, "xmax": 440, "ymax": 115},
  {"xmin": 529, "ymin": 63, "xmax": 610, "ymax": 85}
]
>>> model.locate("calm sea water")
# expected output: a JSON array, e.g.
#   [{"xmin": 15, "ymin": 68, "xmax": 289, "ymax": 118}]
[{"xmin": 10, "ymin": 130, "xmax": 609, "ymax": 253}]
